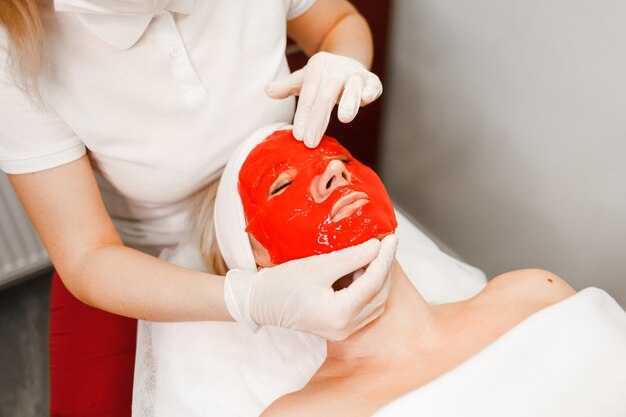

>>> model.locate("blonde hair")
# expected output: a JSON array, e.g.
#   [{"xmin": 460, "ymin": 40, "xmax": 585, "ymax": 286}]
[
  {"xmin": 0, "ymin": 0, "xmax": 44, "ymax": 95},
  {"xmin": 192, "ymin": 177, "xmax": 229, "ymax": 276}
]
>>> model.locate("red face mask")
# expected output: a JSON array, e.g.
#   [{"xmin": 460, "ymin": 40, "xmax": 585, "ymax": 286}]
[{"xmin": 238, "ymin": 130, "xmax": 397, "ymax": 265}]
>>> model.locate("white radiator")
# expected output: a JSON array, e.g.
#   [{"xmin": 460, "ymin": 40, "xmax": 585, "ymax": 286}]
[{"xmin": 0, "ymin": 173, "xmax": 50, "ymax": 288}]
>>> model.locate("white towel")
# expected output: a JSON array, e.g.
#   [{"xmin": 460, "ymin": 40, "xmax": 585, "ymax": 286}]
[{"xmin": 213, "ymin": 122, "xmax": 290, "ymax": 271}]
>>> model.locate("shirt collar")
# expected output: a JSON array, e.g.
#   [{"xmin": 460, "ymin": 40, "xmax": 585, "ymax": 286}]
[{"xmin": 54, "ymin": 0, "xmax": 195, "ymax": 50}]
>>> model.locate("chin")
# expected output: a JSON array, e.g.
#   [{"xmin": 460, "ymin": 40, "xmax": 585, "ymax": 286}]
[{"xmin": 319, "ymin": 215, "xmax": 397, "ymax": 252}]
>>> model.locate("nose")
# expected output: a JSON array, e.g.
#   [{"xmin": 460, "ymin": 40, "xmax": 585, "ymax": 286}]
[{"xmin": 311, "ymin": 159, "xmax": 351, "ymax": 202}]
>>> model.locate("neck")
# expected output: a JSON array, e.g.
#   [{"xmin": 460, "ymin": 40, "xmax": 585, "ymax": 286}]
[{"xmin": 325, "ymin": 261, "xmax": 438, "ymax": 369}]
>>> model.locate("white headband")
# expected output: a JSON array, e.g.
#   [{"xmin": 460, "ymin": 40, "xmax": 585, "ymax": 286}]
[{"xmin": 214, "ymin": 122, "xmax": 292, "ymax": 271}]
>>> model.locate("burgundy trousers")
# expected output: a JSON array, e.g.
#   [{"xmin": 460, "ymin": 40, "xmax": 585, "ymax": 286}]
[{"xmin": 49, "ymin": 271, "xmax": 137, "ymax": 416}]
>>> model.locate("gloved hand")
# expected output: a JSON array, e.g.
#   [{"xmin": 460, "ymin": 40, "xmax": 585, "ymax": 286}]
[
  {"xmin": 223, "ymin": 235, "xmax": 398, "ymax": 341},
  {"xmin": 265, "ymin": 51, "xmax": 383, "ymax": 148}
]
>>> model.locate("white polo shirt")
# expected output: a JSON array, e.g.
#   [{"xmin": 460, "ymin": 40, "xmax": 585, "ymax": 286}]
[{"xmin": 0, "ymin": 0, "xmax": 315, "ymax": 250}]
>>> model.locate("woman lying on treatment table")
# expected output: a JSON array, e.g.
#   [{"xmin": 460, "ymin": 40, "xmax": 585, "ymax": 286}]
[
  {"xmin": 222, "ymin": 129, "xmax": 578, "ymax": 416},
  {"xmin": 191, "ymin": 126, "xmax": 626, "ymax": 417}
]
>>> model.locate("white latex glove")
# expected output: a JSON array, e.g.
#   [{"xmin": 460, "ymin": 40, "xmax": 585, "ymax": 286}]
[
  {"xmin": 265, "ymin": 51, "xmax": 383, "ymax": 148},
  {"xmin": 224, "ymin": 235, "xmax": 398, "ymax": 341}
]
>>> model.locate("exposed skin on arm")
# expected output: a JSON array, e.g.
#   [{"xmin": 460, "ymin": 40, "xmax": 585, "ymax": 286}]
[
  {"xmin": 287, "ymin": 0, "xmax": 374, "ymax": 68},
  {"xmin": 9, "ymin": 156, "xmax": 231, "ymax": 322}
]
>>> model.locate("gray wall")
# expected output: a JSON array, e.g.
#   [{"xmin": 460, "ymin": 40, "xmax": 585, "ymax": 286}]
[{"xmin": 381, "ymin": 0, "xmax": 626, "ymax": 305}]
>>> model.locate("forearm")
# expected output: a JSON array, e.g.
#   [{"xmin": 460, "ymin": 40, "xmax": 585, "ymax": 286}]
[
  {"xmin": 288, "ymin": 0, "xmax": 374, "ymax": 69},
  {"xmin": 318, "ymin": 12, "xmax": 373, "ymax": 69},
  {"xmin": 68, "ymin": 243, "xmax": 231, "ymax": 322},
  {"xmin": 9, "ymin": 157, "xmax": 231, "ymax": 323}
]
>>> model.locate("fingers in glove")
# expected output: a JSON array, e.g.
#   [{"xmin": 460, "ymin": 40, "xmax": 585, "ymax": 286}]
[
  {"xmin": 349, "ymin": 265, "xmax": 392, "ymax": 309},
  {"xmin": 353, "ymin": 302, "xmax": 387, "ymax": 334},
  {"xmin": 334, "ymin": 234, "xmax": 398, "ymax": 317},
  {"xmin": 293, "ymin": 67, "xmax": 322, "ymax": 141},
  {"xmin": 265, "ymin": 69, "xmax": 305, "ymax": 99},
  {"xmin": 313, "ymin": 238, "xmax": 381, "ymax": 287},
  {"xmin": 303, "ymin": 76, "xmax": 344, "ymax": 148},
  {"xmin": 314, "ymin": 259, "xmax": 390, "ymax": 341},
  {"xmin": 361, "ymin": 74, "xmax": 383, "ymax": 105},
  {"xmin": 327, "ymin": 302, "xmax": 386, "ymax": 341},
  {"xmin": 361, "ymin": 270, "xmax": 392, "ymax": 309},
  {"xmin": 338, "ymin": 74, "xmax": 364, "ymax": 123}
]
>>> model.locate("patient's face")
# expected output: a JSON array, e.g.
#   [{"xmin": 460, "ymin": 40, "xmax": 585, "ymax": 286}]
[{"xmin": 238, "ymin": 129, "xmax": 397, "ymax": 265}]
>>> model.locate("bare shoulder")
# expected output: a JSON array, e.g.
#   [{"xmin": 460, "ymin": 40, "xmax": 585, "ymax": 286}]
[
  {"xmin": 456, "ymin": 269, "xmax": 577, "ymax": 342},
  {"xmin": 484, "ymin": 268, "xmax": 576, "ymax": 309},
  {"xmin": 261, "ymin": 381, "xmax": 349, "ymax": 417},
  {"xmin": 261, "ymin": 391, "xmax": 315, "ymax": 417}
]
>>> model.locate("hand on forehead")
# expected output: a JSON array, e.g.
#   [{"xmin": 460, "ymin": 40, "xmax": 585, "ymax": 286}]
[{"xmin": 239, "ymin": 130, "xmax": 352, "ymax": 185}]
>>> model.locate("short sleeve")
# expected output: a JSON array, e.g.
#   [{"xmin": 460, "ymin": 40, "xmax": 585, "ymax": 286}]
[
  {"xmin": 0, "ymin": 35, "xmax": 85, "ymax": 175},
  {"xmin": 285, "ymin": 0, "xmax": 317, "ymax": 20}
]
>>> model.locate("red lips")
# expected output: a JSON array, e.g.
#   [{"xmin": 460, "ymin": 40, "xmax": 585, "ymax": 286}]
[{"xmin": 330, "ymin": 191, "xmax": 370, "ymax": 222}]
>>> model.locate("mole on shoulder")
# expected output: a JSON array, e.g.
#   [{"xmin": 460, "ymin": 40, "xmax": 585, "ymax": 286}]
[{"xmin": 547, "ymin": 278, "xmax": 554, "ymax": 283}]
